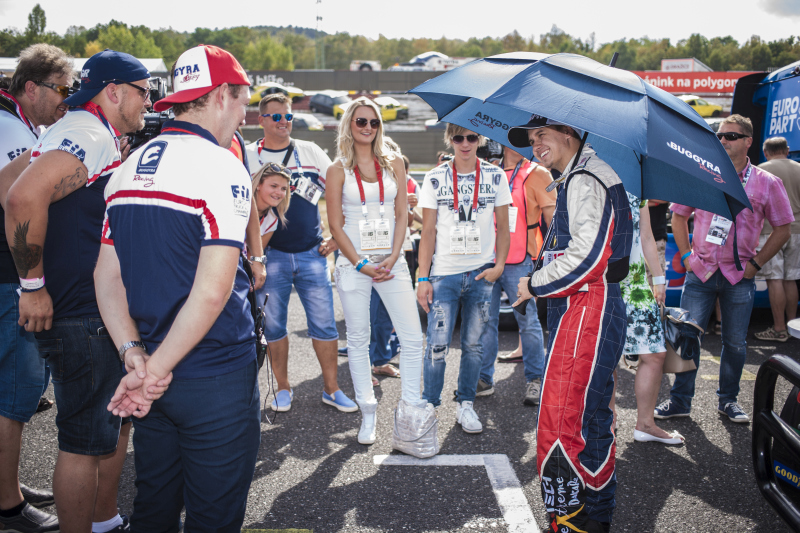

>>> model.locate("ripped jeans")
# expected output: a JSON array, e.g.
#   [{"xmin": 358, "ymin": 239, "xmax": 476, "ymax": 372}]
[{"xmin": 422, "ymin": 267, "xmax": 495, "ymax": 406}]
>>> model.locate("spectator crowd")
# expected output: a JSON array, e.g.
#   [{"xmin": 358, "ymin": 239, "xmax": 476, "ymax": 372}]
[{"xmin": 0, "ymin": 42, "xmax": 797, "ymax": 533}]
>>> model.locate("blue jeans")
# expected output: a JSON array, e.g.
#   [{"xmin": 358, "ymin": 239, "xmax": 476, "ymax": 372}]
[
  {"xmin": 422, "ymin": 268, "xmax": 494, "ymax": 406},
  {"xmin": 479, "ymin": 259, "xmax": 546, "ymax": 385},
  {"xmin": 131, "ymin": 360, "xmax": 261, "ymax": 533},
  {"xmin": 369, "ymin": 289, "xmax": 398, "ymax": 367},
  {"xmin": 262, "ymin": 246, "xmax": 338, "ymax": 342},
  {"xmin": 35, "ymin": 317, "xmax": 125, "ymax": 455},
  {"xmin": 0, "ymin": 283, "xmax": 47, "ymax": 423},
  {"xmin": 671, "ymin": 270, "xmax": 756, "ymax": 410}
]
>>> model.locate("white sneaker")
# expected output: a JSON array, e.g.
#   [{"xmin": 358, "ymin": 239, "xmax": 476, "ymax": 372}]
[{"xmin": 457, "ymin": 401, "xmax": 483, "ymax": 434}]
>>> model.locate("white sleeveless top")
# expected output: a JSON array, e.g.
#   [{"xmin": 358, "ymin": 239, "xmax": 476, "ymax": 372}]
[{"xmin": 341, "ymin": 160, "xmax": 398, "ymax": 256}]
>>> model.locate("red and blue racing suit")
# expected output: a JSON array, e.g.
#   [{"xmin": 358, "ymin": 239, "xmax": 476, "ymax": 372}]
[{"xmin": 527, "ymin": 144, "xmax": 632, "ymax": 532}]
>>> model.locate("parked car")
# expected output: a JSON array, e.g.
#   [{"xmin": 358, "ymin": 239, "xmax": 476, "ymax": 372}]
[
  {"xmin": 249, "ymin": 82, "xmax": 305, "ymax": 105},
  {"xmin": 334, "ymin": 96, "xmax": 409, "ymax": 121},
  {"xmin": 309, "ymin": 90, "xmax": 352, "ymax": 116},
  {"xmin": 290, "ymin": 113, "xmax": 324, "ymax": 131},
  {"xmin": 350, "ymin": 60, "xmax": 381, "ymax": 71},
  {"xmin": 678, "ymin": 95, "xmax": 723, "ymax": 117}
]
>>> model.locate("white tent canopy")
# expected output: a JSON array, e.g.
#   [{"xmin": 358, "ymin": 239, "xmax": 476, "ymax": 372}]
[{"xmin": 0, "ymin": 57, "xmax": 168, "ymax": 75}]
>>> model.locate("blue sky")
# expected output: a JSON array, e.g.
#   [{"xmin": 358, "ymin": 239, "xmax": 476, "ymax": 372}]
[{"xmin": 1, "ymin": 0, "xmax": 798, "ymax": 49}]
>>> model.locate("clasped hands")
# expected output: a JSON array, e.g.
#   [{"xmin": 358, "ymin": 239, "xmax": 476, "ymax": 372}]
[{"xmin": 107, "ymin": 348, "xmax": 173, "ymax": 418}]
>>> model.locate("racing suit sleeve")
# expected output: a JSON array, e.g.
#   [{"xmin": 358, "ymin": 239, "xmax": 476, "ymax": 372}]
[{"xmin": 529, "ymin": 172, "xmax": 615, "ymax": 298}]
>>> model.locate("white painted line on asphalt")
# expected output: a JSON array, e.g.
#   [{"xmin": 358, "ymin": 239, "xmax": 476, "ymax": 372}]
[
  {"xmin": 374, "ymin": 454, "xmax": 486, "ymax": 466},
  {"xmin": 374, "ymin": 454, "xmax": 538, "ymax": 532}
]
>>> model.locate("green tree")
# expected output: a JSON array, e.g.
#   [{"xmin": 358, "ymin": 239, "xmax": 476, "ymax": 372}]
[
  {"xmin": 25, "ymin": 4, "xmax": 46, "ymax": 42},
  {"xmin": 240, "ymin": 35, "xmax": 293, "ymax": 70}
]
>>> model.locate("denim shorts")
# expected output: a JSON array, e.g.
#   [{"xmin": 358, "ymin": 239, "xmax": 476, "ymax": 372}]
[
  {"xmin": 262, "ymin": 246, "xmax": 338, "ymax": 342},
  {"xmin": 35, "ymin": 317, "xmax": 127, "ymax": 455},
  {"xmin": 0, "ymin": 283, "xmax": 47, "ymax": 423}
]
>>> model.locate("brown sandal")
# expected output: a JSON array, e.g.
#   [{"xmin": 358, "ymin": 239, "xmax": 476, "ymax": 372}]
[{"xmin": 372, "ymin": 364, "xmax": 401, "ymax": 378}]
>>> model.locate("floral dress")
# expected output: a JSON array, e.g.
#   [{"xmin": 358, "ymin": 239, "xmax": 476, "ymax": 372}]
[{"xmin": 621, "ymin": 192, "xmax": 666, "ymax": 355}]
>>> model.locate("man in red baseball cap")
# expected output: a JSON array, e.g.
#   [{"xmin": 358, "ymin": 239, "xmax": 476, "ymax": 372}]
[{"xmin": 95, "ymin": 45, "xmax": 261, "ymax": 532}]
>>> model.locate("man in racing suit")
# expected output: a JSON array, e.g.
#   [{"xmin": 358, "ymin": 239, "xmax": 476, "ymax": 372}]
[{"xmin": 511, "ymin": 116, "xmax": 632, "ymax": 533}]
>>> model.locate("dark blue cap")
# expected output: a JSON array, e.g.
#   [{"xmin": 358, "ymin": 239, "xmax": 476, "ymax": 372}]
[{"xmin": 64, "ymin": 49, "xmax": 150, "ymax": 107}]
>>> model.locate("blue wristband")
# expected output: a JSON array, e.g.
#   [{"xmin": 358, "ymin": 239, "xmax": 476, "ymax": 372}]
[
  {"xmin": 681, "ymin": 251, "xmax": 692, "ymax": 265},
  {"xmin": 355, "ymin": 259, "xmax": 368, "ymax": 272},
  {"xmin": 417, "ymin": 277, "xmax": 430, "ymax": 282}
]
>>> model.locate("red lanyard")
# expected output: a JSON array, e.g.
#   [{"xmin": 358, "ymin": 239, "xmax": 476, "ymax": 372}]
[
  {"xmin": 452, "ymin": 158, "xmax": 481, "ymax": 219},
  {"xmin": 353, "ymin": 158, "xmax": 384, "ymax": 217}
]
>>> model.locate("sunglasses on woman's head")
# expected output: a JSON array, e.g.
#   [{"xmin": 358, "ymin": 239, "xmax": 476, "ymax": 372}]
[
  {"xmin": 261, "ymin": 113, "xmax": 293, "ymax": 122},
  {"xmin": 452, "ymin": 134, "xmax": 479, "ymax": 144},
  {"xmin": 353, "ymin": 117, "xmax": 381, "ymax": 128}
]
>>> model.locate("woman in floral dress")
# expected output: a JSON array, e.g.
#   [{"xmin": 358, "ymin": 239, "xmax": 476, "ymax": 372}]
[{"xmin": 621, "ymin": 192, "xmax": 685, "ymax": 445}]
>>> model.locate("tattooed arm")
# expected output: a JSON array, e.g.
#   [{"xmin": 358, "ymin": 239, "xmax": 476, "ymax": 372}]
[{"xmin": 4, "ymin": 150, "xmax": 89, "ymax": 331}]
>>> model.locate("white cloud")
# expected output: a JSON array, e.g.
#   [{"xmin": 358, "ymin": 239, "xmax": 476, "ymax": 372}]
[{"xmin": 759, "ymin": 0, "xmax": 800, "ymax": 17}]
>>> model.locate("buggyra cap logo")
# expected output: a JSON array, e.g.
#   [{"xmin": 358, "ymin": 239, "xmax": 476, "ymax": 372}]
[{"xmin": 172, "ymin": 46, "xmax": 213, "ymax": 93}]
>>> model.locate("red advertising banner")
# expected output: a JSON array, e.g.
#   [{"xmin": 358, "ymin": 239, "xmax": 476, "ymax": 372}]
[{"xmin": 629, "ymin": 71, "xmax": 760, "ymax": 94}]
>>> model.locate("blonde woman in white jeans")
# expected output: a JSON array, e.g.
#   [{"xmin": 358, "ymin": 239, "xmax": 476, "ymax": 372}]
[{"xmin": 326, "ymin": 97, "xmax": 424, "ymax": 445}]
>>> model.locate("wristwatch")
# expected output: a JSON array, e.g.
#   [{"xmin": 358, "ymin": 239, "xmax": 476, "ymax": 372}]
[
  {"xmin": 118, "ymin": 340, "xmax": 147, "ymax": 362},
  {"xmin": 249, "ymin": 255, "xmax": 266, "ymax": 264}
]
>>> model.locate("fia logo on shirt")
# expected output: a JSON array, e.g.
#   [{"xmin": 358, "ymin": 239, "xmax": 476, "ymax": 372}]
[
  {"xmin": 6, "ymin": 147, "xmax": 26, "ymax": 162},
  {"xmin": 231, "ymin": 184, "xmax": 251, "ymax": 217},
  {"xmin": 136, "ymin": 141, "xmax": 167, "ymax": 175},
  {"xmin": 56, "ymin": 138, "xmax": 86, "ymax": 162}
]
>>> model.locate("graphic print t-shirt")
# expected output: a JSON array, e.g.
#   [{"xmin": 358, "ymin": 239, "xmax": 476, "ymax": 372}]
[{"xmin": 419, "ymin": 159, "xmax": 511, "ymax": 276}]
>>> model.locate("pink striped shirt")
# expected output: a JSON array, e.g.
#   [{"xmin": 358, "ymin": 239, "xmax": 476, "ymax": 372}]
[{"xmin": 671, "ymin": 158, "xmax": 794, "ymax": 284}]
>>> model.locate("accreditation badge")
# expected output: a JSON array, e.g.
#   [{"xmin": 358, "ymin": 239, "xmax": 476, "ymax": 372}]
[
  {"xmin": 359, "ymin": 219, "xmax": 377, "ymax": 250},
  {"xmin": 449, "ymin": 225, "xmax": 466, "ymax": 255},
  {"xmin": 508, "ymin": 206, "xmax": 518, "ymax": 234},
  {"xmin": 294, "ymin": 177, "xmax": 322, "ymax": 205},
  {"xmin": 465, "ymin": 224, "xmax": 481, "ymax": 255},
  {"xmin": 374, "ymin": 219, "xmax": 391, "ymax": 250},
  {"xmin": 706, "ymin": 214, "xmax": 732, "ymax": 246}
]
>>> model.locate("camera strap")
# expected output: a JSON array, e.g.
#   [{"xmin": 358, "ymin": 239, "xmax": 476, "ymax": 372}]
[{"xmin": 281, "ymin": 140, "xmax": 295, "ymax": 166}]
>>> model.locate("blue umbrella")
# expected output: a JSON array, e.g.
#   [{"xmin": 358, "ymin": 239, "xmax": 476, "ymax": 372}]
[{"xmin": 410, "ymin": 52, "xmax": 752, "ymax": 220}]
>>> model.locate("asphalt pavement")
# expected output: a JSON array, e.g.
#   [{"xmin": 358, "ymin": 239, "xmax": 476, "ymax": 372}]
[{"xmin": 17, "ymin": 295, "xmax": 797, "ymax": 532}]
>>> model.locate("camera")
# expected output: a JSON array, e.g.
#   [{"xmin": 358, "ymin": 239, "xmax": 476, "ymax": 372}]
[{"xmin": 127, "ymin": 77, "xmax": 172, "ymax": 151}]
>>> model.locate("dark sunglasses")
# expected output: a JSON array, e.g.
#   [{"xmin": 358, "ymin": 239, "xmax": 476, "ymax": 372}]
[
  {"xmin": 261, "ymin": 113, "xmax": 293, "ymax": 122},
  {"xmin": 716, "ymin": 132, "xmax": 750, "ymax": 141},
  {"xmin": 104, "ymin": 80, "xmax": 150, "ymax": 101},
  {"xmin": 353, "ymin": 117, "xmax": 381, "ymax": 128},
  {"xmin": 452, "ymin": 134, "xmax": 480, "ymax": 144},
  {"xmin": 35, "ymin": 81, "xmax": 73, "ymax": 98}
]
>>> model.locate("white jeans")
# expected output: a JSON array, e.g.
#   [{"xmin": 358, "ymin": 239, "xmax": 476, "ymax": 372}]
[{"xmin": 334, "ymin": 256, "xmax": 423, "ymax": 406}]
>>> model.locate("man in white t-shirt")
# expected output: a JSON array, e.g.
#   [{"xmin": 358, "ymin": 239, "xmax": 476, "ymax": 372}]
[
  {"xmin": 416, "ymin": 124, "xmax": 510, "ymax": 433},
  {"xmin": 0, "ymin": 42, "xmax": 72, "ymax": 533},
  {"xmin": 244, "ymin": 93, "xmax": 355, "ymax": 413}
]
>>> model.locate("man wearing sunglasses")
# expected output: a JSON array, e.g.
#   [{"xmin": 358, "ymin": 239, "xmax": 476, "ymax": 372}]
[
  {"xmin": 656, "ymin": 114, "xmax": 793, "ymax": 425},
  {"xmin": 244, "ymin": 93, "xmax": 356, "ymax": 413},
  {"xmin": 0, "ymin": 42, "xmax": 72, "ymax": 533},
  {"xmin": 417, "ymin": 124, "xmax": 511, "ymax": 434},
  {"xmin": 2, "ymin": 49, "xmax": 151, "ymax": 533}
]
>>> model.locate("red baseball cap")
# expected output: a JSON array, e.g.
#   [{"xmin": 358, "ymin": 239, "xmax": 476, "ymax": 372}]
[{"xmin": 154, "ymin": 45, "xmax": 250, "ymax": 112}]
